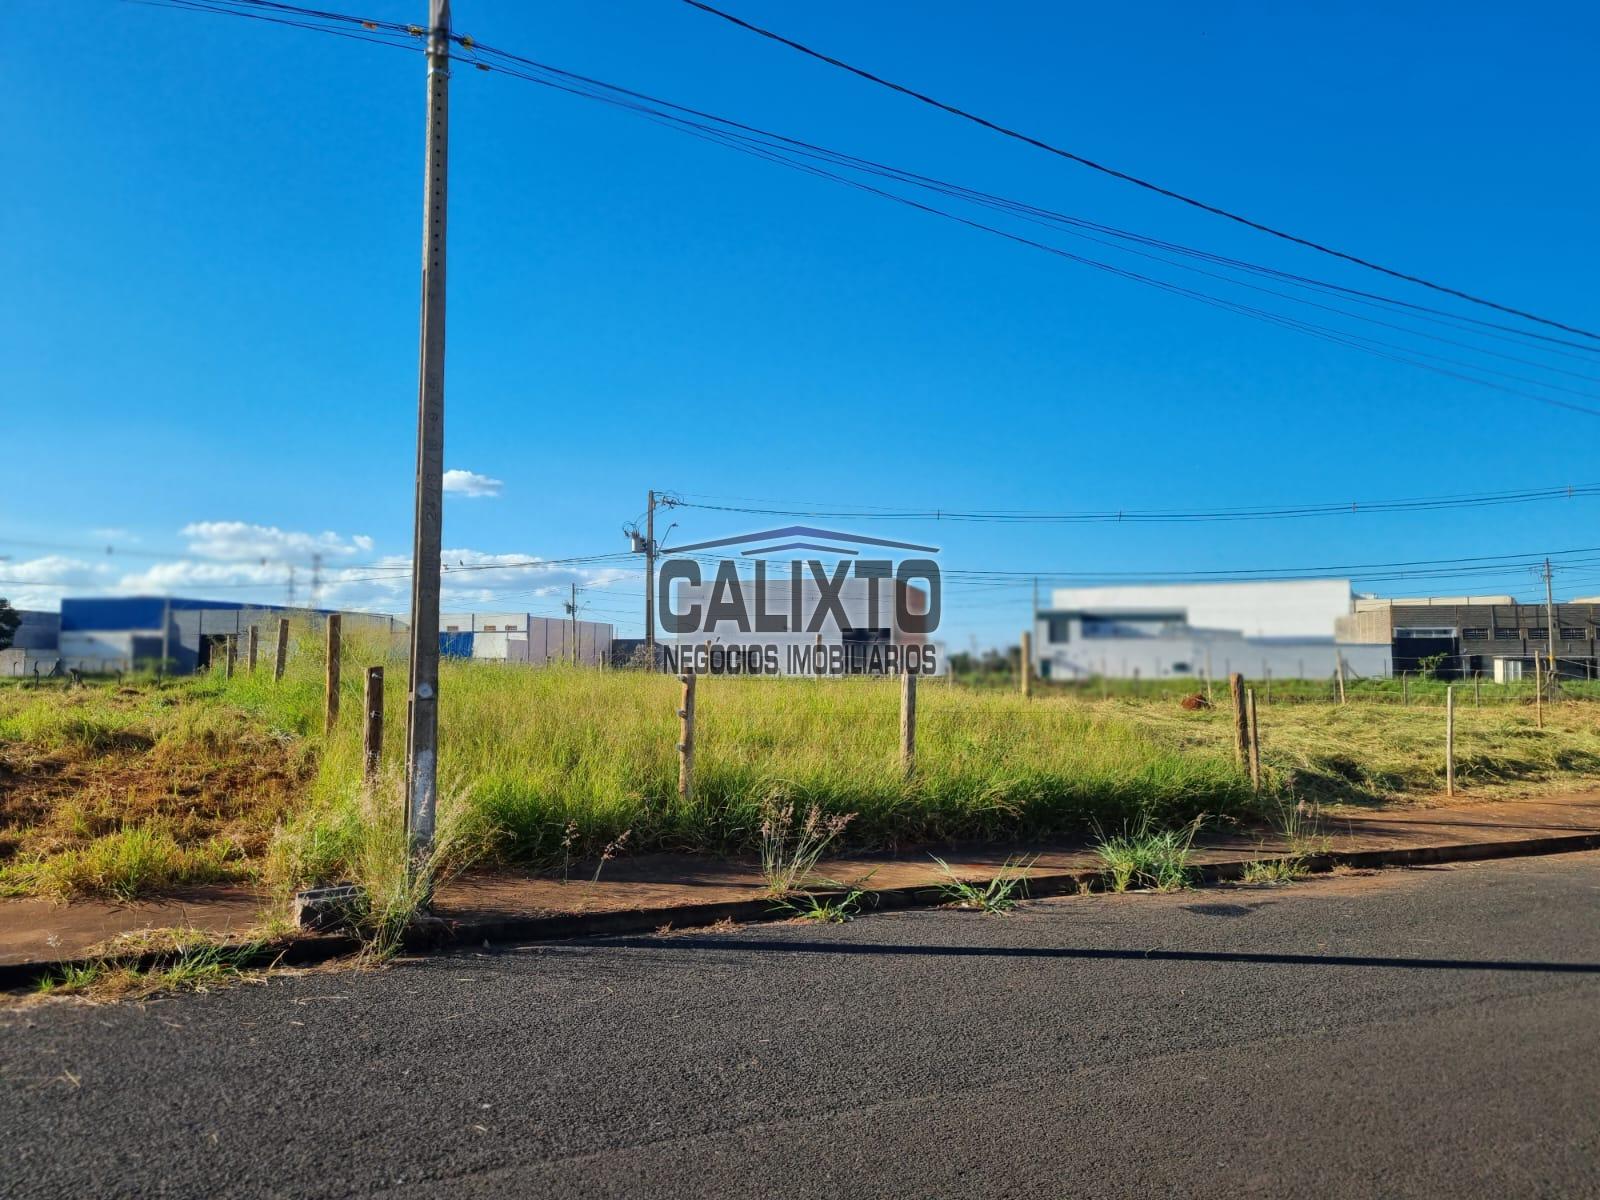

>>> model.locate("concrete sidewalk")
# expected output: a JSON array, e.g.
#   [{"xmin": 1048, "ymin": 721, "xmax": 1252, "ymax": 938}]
[{"xmin": 5, "ymin": 793, "xmax": 1600, "ymax": 974}]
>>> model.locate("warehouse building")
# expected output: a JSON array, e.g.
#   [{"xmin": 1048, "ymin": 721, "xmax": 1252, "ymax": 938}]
[
  {"xmin": 440, "ymin": 612, "xmax": 613, "ymax": 667},
  {"xmin": 0, "ymin": 610, "xmax": 63, "ymax": 676},
  {"xmin": 1343, "ymin": 596, "xmax": 1600, "ymax": 680},
  {"xmin": 52, "ymin": 596, "xmax": 397, "ymax": 675},
  {"xmin": 1033, "ymin": 579, "xmax": 1390, "ymax": 681}
]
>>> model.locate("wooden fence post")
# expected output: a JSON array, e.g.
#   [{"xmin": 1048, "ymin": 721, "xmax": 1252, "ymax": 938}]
[
  {"xmin": 1335, "ymin": 655, "xmax": 1347, "ymax": 705},
  {"xmin": 1230, "ymin": 673, "xmax": 1250, "ymax": 767},
  {"xmin": 1020, "ymin": 631, "xmax": 1032, "ymax": 699},
  {"xmin": 900, "ymin": 669, "xmax": 917, "ymax": 777},
  {"xmin": 1247, "ymin": 686, "xmax": 1261, "ymax": 791},
  {"xmin": 247, "ymin": 625, "xmax": 259, "ymax": 672},
  {"xmin": 273, "ymin": 618, "xmax": 289, "ymax": 682},
  {"xmin": 225, "ymin": 635, "xmax": 236, "ymax": 679},
  {"xmin": 324, "ymin": 614, "xmax": 341, "ymax": 737},
  {"xmin": 1401, "ymin": 672, "xmax": 1408, "ymax": 707},
  {"xmin": 363, "ymin": 665, "xmax": 384, "ymax": 782},
  {"xmin": 1445, "ymin": 685, "xmax": 1455, "ymax": 797},
  {"xmin": 1474, "ymin": 671, "xmax": 1481, "ymax": 708},
  {"xmin": 677, "ymin": 673, "xmax": 697, "ymax": 804}
]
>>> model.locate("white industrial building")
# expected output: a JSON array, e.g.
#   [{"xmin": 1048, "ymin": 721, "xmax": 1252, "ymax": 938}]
[
  {"xmin": 440, "ymin": 612, "xmax": 613, "ymax": 667},
  {"xmin": 1034, "ymin": 579, "xmax": 1390, "ymax": 681}
]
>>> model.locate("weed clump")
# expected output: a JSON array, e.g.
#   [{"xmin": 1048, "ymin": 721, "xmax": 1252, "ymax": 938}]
[
  {"xmin": 932, "ymin": 854, "xmax": 1036, "ymax": 913},
  {"xmin": 1093, "ymin": 818, "xmax": 1199, "ymax": 892}
]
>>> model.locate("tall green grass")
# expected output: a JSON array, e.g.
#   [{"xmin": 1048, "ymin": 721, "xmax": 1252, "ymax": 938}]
[
  {"xmin": 222, "ymin": 625, "xmax": 1248, "ymax": 890},
  {"xmin": 13, "ymin": 618, "xmax": 1600, "ymax": 903}
]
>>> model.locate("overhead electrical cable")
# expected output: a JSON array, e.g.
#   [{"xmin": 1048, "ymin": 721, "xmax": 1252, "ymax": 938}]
[
  {"xmin": 679, "ymin": 0, "xmax": 1600, "ymax": 342},
  {"xmin": 122, "ymin": 0, "xmax": 1600, "ymax": 415},
  {"xmin": 665, "ymin": 482, "xmax": 1600, "ymax": 525}
]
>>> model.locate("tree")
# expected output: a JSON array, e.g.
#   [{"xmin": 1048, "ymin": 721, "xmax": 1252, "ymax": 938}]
[
  {"xmin": 1416, "ymin": 652, "xmax": 1447, "ymax": 681},
  {"xmin": 0, "ymin": 599, "xmax": 20, "ymax": 652}
]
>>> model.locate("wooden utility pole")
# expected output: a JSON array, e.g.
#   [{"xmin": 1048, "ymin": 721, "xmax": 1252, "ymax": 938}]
[
  {"xmin": 645, "ymin": 489, "xmax": 657, "ymax": 671},
  {"xmin": 677, "ymin": 673, "xmax": 696, "ymax": 804},
  {"xmin": 404, "ymin": 0, "xmax": 451, "ymax": 872},
  {"xmin": 1534, "ymin": 654, "xmax": 1543, "ymax": 729},
  {"xmin": 1543, "ymin": 557, "xmax": 1559, "ymax": 699},
  {"xmin": 324, "ymin": 614, "xmax": 342, "ymax": 737},
  {"xmin": 1020, "ymin": 631, "xmax": 1032, "ymax": 698},
  {"xmin": 273, "ymin": 617, "xmax": 289, "ymax": 681},
  {"xmin": 570, "ymin": 581, "xmax": 579, "ymax": 666},
  {"xmin": 1247, "ymin": 686, "xmax": 1261, "ymax": 791},
  {"xmin": 363, "ymin": 666, "xmax": 384, "ymax": 782},
  {"xmin": 900, "ymin": 669, "xmax": 917, "ymax": 777},
  {"xmin": 1229, "ymin": 672, "xmax": 1250, "ymax": 767},
  {"xmin": 1445, "ymin": 685, "xmax": 1455, "ymax": 797},
  {"xmin": 247, "ymin": 625, "xmax": 259, "ymax": 672}
]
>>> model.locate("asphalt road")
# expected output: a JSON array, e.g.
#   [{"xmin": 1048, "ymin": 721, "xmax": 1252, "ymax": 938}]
[{"xmin": 5, "ymin": 852, "xmax": 1600, "ymax": 1199}]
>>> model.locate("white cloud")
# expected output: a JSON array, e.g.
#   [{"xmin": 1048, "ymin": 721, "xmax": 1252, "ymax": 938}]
[
  {"xmin": 442, "ymin": 469, "xmax": 504, "ymax": 499},
  {"xmin": 1, "ymin": 556, "xmax": 118, "ymax": 610},
  {"xmin": 180, "ymin": 521, "xmax": 372, "ymax": 562},
  {"xmin": 4, "ymin": 533, "xmax": 638, "ymax": 632},
  {"xmin": 317, "ymin": 549, "xmax": 634, "ymax": 615}
]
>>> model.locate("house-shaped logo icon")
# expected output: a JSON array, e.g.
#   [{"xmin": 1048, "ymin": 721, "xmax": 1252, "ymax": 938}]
[{"xmin": 661, "ymin": 525, "xmax": 939, "ymax": 558}]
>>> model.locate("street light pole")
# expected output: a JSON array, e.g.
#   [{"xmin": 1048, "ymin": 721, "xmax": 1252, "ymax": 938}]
[{"xmin": 405, "ymin": 0, "xmax": 451, "ymax": 881}]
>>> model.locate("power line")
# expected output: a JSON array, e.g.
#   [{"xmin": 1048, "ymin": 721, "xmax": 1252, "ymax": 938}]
[
  {"xmin": 679, "ymin": 0, "xmax": 1600, "ymax": 342},
  {"xmin": 670, "ymin": 482, "xmax": 1600, "ymax": 525},
  {"xmin": 15, "ymin": 543, "xmax": 1600, "ymax": 605},
  {"xmin": 455, "ymin": 29, "xmax": 1598, "ymax": 362},
  {"xmin": 123, "ymin": 0, "xmax": 1600, "ymax": 415},
  {"xmin": 452, "ymin": 46, "xmax": 1600, "ymax": 412}
]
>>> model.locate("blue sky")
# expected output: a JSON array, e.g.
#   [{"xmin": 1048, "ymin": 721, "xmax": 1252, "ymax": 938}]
[{"xmin": 4, "ymin": 0, "xmax": 1599, "ymax": 646}]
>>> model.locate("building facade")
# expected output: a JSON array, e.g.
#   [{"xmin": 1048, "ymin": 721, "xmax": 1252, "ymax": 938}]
[
  {"xmin": 0, "ymin": 610, "xmax": 63, "ymax": 676},
  {"xmin": 53, "ymin": 597, "xmax": 396, "ymax": 674},
  {"xmin": 1345, "ymin": 597, "xmax": 1600, "ymax": 679},
  {"xmin": 440, "ymin": 612, "xmax": 613, "ymax": 667},
  {"xmin": 1034, "ymin": 579, "xmax": 1390, "ymax": 681}
]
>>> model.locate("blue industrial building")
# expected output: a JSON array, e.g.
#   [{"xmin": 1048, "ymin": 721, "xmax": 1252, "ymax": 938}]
[{"xmin": 56, "ymin": 596, "xmax": 396, "ymax": 674}]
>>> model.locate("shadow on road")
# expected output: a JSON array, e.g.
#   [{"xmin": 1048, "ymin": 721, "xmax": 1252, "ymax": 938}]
[{"xmin": 565, "ymin": 936, "xmax": 1600, "ymax": 975}]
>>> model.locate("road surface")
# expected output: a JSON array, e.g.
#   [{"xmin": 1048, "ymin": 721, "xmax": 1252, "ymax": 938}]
[{"xmin": 4, "ymin": 852, "xmax": 1599, "ymax": 1198}]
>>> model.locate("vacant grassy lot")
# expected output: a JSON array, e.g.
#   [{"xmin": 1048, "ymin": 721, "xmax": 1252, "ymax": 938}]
[{"xmin": 3, "ymin": 624, "xmax": 1598, "ymax": 902}]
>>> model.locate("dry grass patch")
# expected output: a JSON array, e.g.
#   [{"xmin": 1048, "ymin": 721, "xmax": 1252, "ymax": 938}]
[{"xmin": 0, "ymin": 683, "xmax": 313, "ymax": 899}]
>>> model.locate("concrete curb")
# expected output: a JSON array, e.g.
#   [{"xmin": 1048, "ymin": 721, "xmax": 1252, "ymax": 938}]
[{"xmin": 7, "ymin": 830, "xmax": 1600, "ymax": 991}]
